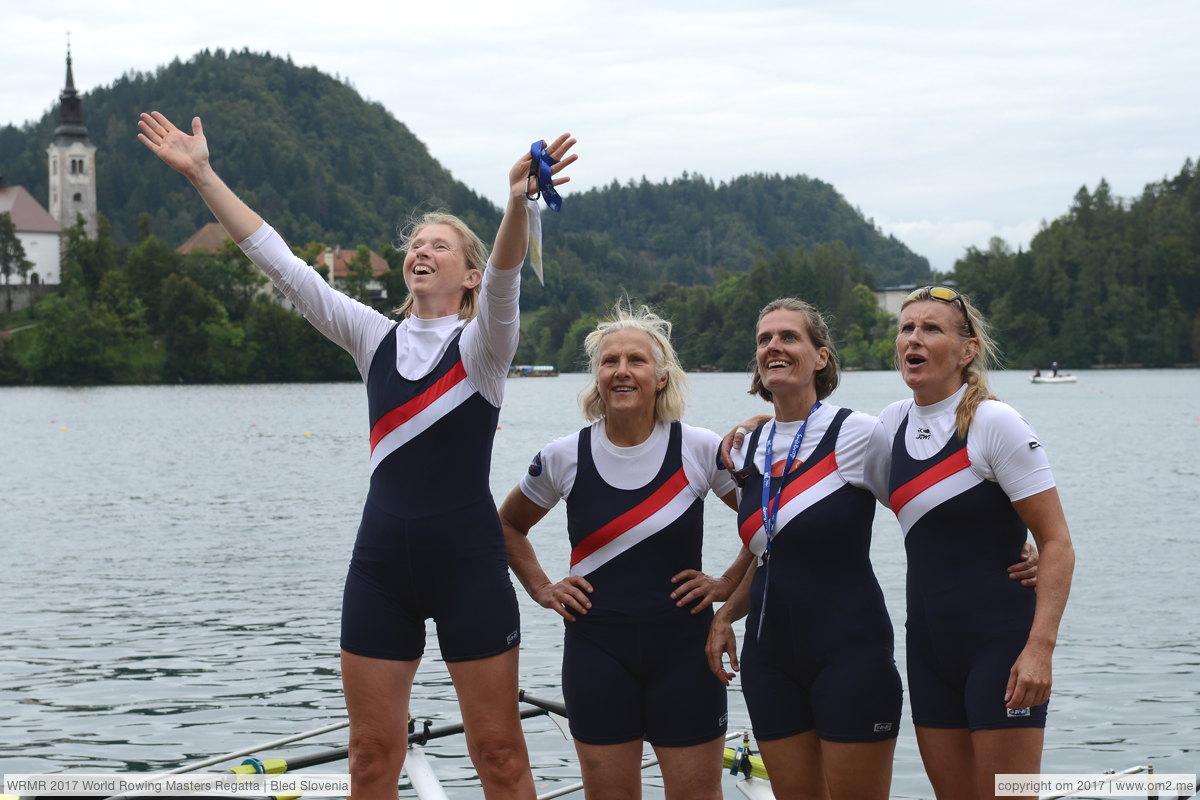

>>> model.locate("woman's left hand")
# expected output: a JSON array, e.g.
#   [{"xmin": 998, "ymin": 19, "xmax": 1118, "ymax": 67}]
[
  {"xmin": 669, "ymin": 569, "xmax": 736, "ymax": 612},
  {"xmin": 509, "ymin": 133, "xmax": 578, "ymax": 201},
  {"xmin": 1008, "ymin": 540, "xmax": 1040, "ymax": 587},
  {"xmin": 1005, "ymin": 641, "xmax": 1053, "ymax": 709}
]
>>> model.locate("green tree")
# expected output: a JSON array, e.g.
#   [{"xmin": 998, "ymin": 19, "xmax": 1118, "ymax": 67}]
[
  {"xmin": 344, "ymin": 245, "xmax": 376, "ymax": 303},
  {"xmin": 0, "ymin": 212, "xmax": 33, "ymax": 285},
  {"xmin": 24, "ymin": 293, "xmax": 126, "ymax": 384}
]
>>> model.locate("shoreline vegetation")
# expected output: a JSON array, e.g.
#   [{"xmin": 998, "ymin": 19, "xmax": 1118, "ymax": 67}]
[{"xmin": 2, "ymin": 50, "xmax": 1198, "ymax": 386}]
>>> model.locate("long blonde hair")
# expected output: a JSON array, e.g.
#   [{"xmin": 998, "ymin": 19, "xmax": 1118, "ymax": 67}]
[
  {"xmin": 579, "ymin": 302, "xmax": 688, "ymax": 423},
  {"xmin": 393, "ymin": 212, "xmax": 487, "ymax": 319},
  {"xmin": 899, "ymin": 287, "xmax": 1000, "ymax": 438}
]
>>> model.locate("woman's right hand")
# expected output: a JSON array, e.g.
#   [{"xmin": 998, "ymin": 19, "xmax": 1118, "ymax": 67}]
[
  {"xmin": 719, "ymin": 414, "xmax": 772, "ymax": 471},
  {"xmin": 706, "ymin": 614, "xmax": 740, "ymax": 686},
  {"xmin": 137, "ymin": 112, "xmax": 211, "ymax": 182},
  {"xmin": 509, "ymin": 133, "xmax": 578, "ymax": 201},
  {"xmin": 532, "ymin": 575, "xmax": 594, "ymax": 622}
]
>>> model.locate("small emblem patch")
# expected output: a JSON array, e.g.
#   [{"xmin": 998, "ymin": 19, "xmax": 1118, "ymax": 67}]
[
  {"xmin": 507, "ymin": 630, "xmax": 520, "ymax": 645},
  {"xmin": 873, "ymin": 722, "xmax": 894, "ymax": 732},
  {"xmin": 1029, "ymin": 441, "xmax": 1042, "ymax": 449},
  {"xmin": 1006, "ymin": 707, "xmax": 1030, "ymax": 718},
  {"xmin": 528, "ymin": 453, "xmax": 543, "ymax": 477}
]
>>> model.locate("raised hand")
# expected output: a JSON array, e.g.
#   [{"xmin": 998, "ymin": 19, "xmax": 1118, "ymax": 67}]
[
  {"xmin": 137, "ymin": 112, "xmax": 210, "ymax": 181},
  {"xmin": 509, "ymin": 133, "xmax": 578, "ymax": 201}
]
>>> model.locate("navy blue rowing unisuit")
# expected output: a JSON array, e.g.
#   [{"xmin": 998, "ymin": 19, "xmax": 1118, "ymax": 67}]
[
  {"xmin": 737, "ymin": 408, "xmax": 902, "ymax": 743},
  {"xmin": 889, "ymin": 414, "xmax": 1046, "ymax": 729},
  {"xmin": 560, "ymin": 421, "xmax": 727, "ymax": 747},
  {"xmin": 340, "ymin": 324, "xmax": 520, "ymax": 662}
]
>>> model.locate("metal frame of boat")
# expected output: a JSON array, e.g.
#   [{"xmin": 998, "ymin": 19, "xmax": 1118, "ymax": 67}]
[{"xmin": 5, "ymin": 692, "xmax": 1187, "ymax": 800}]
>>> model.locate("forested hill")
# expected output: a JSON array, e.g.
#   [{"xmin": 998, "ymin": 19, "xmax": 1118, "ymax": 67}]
[
  {"xmin": 548, "ymin": 172, "xmax": 929, "ymax": 286},
  {"xmin": 0, "ymin": 49, "xmax": 930, "ymax": 290},
  {"xmin": 950, "ymin": 165, "xmax": 1200, "ymax": 368},
  {"xmin": 0, "ymin": 49, "xmax": 499, "ymax": 248}
]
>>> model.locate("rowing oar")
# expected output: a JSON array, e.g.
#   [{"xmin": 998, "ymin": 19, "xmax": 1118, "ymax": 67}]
[
  {"xmin": 228, "ymin": 706, "xmax": 553, "ymax": 774},
  {"xmin": 93, "ymin": 721, "xmax": 351, "ymax": 800}
]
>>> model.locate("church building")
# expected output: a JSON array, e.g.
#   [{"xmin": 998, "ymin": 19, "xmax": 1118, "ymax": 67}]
[{"xmin": 46, "ymin": 47, "xmax": 98, "ymax": 240}]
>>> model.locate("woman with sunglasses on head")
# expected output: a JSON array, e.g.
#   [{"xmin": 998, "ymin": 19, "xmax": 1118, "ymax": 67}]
[
  {"xmin": 138, "ymin": 110, "xmax": 577, "ymax": 800},
  {"xmin": 878, "ymin": 286, "xmax": 1075, "ymax": 799},
  {"xmin": 499, "ymin": 303, "xmax": 746, "ymax": 800},
  {"xmin": 707, "ymin": 297, "xmax": 903, "ymax": 800}
]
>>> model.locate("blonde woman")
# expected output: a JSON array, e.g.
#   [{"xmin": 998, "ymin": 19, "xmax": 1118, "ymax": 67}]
[
  {"xmin": 138, "ymin": 110, "xmax": 576, "ymax": 800},
  {"xmin": 499, "ymin": 304, "xmax": 743, "ymax": 800},
  {"xmin": 879, "ymin": 286, "xmax": 1074, "ymax": 800}
]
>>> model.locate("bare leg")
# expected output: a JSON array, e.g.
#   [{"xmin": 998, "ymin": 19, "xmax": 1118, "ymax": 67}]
[
  {"xmin": 821, "ymin": 738, "xmax": 896, "ymax": 800},
  {"xmin": 756, "ymin": 730, "xmax": 830, "ymax": 800},
  {"xmin": 574, "ymin": 739, "xmax": 645, "ymax": 800},
  {"xmin": 972, "ymin": 728, "xmax": 1044, "ymax": 800},
  {"xmin": 341, "ymin": 650, "xmax": 421, "ymax": 800},
  {"xmin": 653, "ymin": 734, "xmax": 726, "ymax": 800},
  {"xmin": 446, "ymin": 647, "xmax": 535, "ymax": 799},
  {"xmin": 916, "ymin": 726, "xmax": 979, "ymax": 800}
]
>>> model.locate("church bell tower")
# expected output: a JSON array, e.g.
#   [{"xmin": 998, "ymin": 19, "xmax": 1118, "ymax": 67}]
[{"xmin": 46, "ymin": 46, "xmax": 98, "ymax": 239}]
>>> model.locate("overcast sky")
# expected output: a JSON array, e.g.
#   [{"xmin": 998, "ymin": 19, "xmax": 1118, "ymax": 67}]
[{"xmin": 4, "ymin": 0, "xmax": 1197, "ymax": 273}]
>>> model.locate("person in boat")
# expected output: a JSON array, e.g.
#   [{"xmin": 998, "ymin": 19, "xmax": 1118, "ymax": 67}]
[
  {"xmin": 706, "ymin": 297, "xmax": 903, "ymax": 800},
  {"xmin": 878, "ymin": 285, "xmax": 1074, "ymax": 799},
  {"xmin": 138, "ymin": 110, "xmax": 577, "ymax": 800},
  {"xmin": 1051, "ymin": 361, "xmax": 1059, "ymax": 377},
  {"xmin": 1033, "ymin": 368, "xmax": 1042, "ymax": 378},
  {"xmin": 499, "ymin": 303, "xmax": 747, "ymax": 800},
  {"xmin": 713, "ymin": 296, "xmax": 1040, "ymax": 800}
]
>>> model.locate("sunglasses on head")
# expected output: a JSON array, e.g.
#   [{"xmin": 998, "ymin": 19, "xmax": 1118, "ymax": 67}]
[{"xmin": 905, "ymin": 286, "xmax": 976, "ymax": 337}]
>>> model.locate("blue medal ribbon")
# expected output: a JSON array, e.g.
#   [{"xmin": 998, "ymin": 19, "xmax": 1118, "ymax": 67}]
[
  {"xmin": 756, "ymin": 401, "xmax": 821, "ymax": 638},
  {"xmin": 528, "ymin": 140, "xmax": 563, "ymax": 212}
]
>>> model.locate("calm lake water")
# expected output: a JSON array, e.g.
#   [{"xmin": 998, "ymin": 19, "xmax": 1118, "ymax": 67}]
[{"xmin": 2, "ymin": 370, "xmax": 1198, "ymax": 798}]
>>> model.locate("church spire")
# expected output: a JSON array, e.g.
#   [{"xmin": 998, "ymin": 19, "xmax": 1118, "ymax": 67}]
[{"xmin": 54, "ymin": 45, "xmax": 88, "ymax": 143}]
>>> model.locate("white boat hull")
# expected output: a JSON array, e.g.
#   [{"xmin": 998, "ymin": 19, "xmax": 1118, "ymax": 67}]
[{"xmin": 1031, "ymin": 375, "xmax": 1077, "ymax": 383}]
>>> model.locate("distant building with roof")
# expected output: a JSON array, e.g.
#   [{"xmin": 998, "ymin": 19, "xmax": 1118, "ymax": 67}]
[
  {"xmin": 0, "ymin": 184, "xmax": 63, "ymax": 285},
  {"xmin": 175, "ymin": 222, "xmax": 392, "ymax": 307},
  {"xmin": 176, "ymin": 221, "xmax": 234, "ymax": 255}
]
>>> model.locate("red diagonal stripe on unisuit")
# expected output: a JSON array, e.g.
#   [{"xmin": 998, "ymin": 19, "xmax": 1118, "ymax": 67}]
[
  {"xmin": 739, "ymin": 452, "xmax": 838, "ymax": 545},
  {"xmin": 369, "ymin": 361, "xmax": 469, "ymax": 452},
  {"xmin": 889, "ymin": 446, "xmax": 970, "ymax": 513},
  {"xmin": 570, "ymin": 467, "xmax": 691, "ymax": 566}
]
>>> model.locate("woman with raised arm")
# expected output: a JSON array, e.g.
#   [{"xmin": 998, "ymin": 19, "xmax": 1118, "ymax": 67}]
[
  {"xmin": 879, "ymin": 286, "xmax": 1074, "ymax": 800},
  {"xmin": 707, "ymin": 298, "xmax": 902, "ymax": 800},
  {"xmin": 137, "ymin": 111, "xmax": 576, "ymax": 800},
  {"xmin": 498, "ymin": 304, "xmax": 747, "ymax": 800}
]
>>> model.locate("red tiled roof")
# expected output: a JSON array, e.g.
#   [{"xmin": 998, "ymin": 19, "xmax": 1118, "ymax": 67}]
[
  {"xmin": 325, "ymin": 247, "xmax": 390, "ymax": 278},
  {"xmin": 0, "ymin": 186, "xmax": 62, "ymax": 233},
  {"xmin": 176, "ymin": 222, "xmax": 233, "ymax": 254}
]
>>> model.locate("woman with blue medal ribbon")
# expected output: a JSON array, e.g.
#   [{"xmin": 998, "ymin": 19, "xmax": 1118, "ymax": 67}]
[
  {"xmin": 137, "ymin": 110, "xmax": 577, "ymax": 800},
  {"xmin": 707, "ymin": 298, "xmax": 902, "ymax": 800}
]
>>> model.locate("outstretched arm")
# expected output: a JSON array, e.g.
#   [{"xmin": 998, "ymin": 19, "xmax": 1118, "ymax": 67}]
[
  {"xmin": 137, "ymin": 112, "xmax": 263, "ymax": 243},
  {"xmin": 490, "ymin": 133, "xmax": 577, "ymax": 271}
]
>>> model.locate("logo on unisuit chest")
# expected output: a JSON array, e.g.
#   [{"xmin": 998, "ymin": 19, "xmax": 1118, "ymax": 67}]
[{"xmin": 914, "ymin": 427, "xmax": 932, "ymax": 440}]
